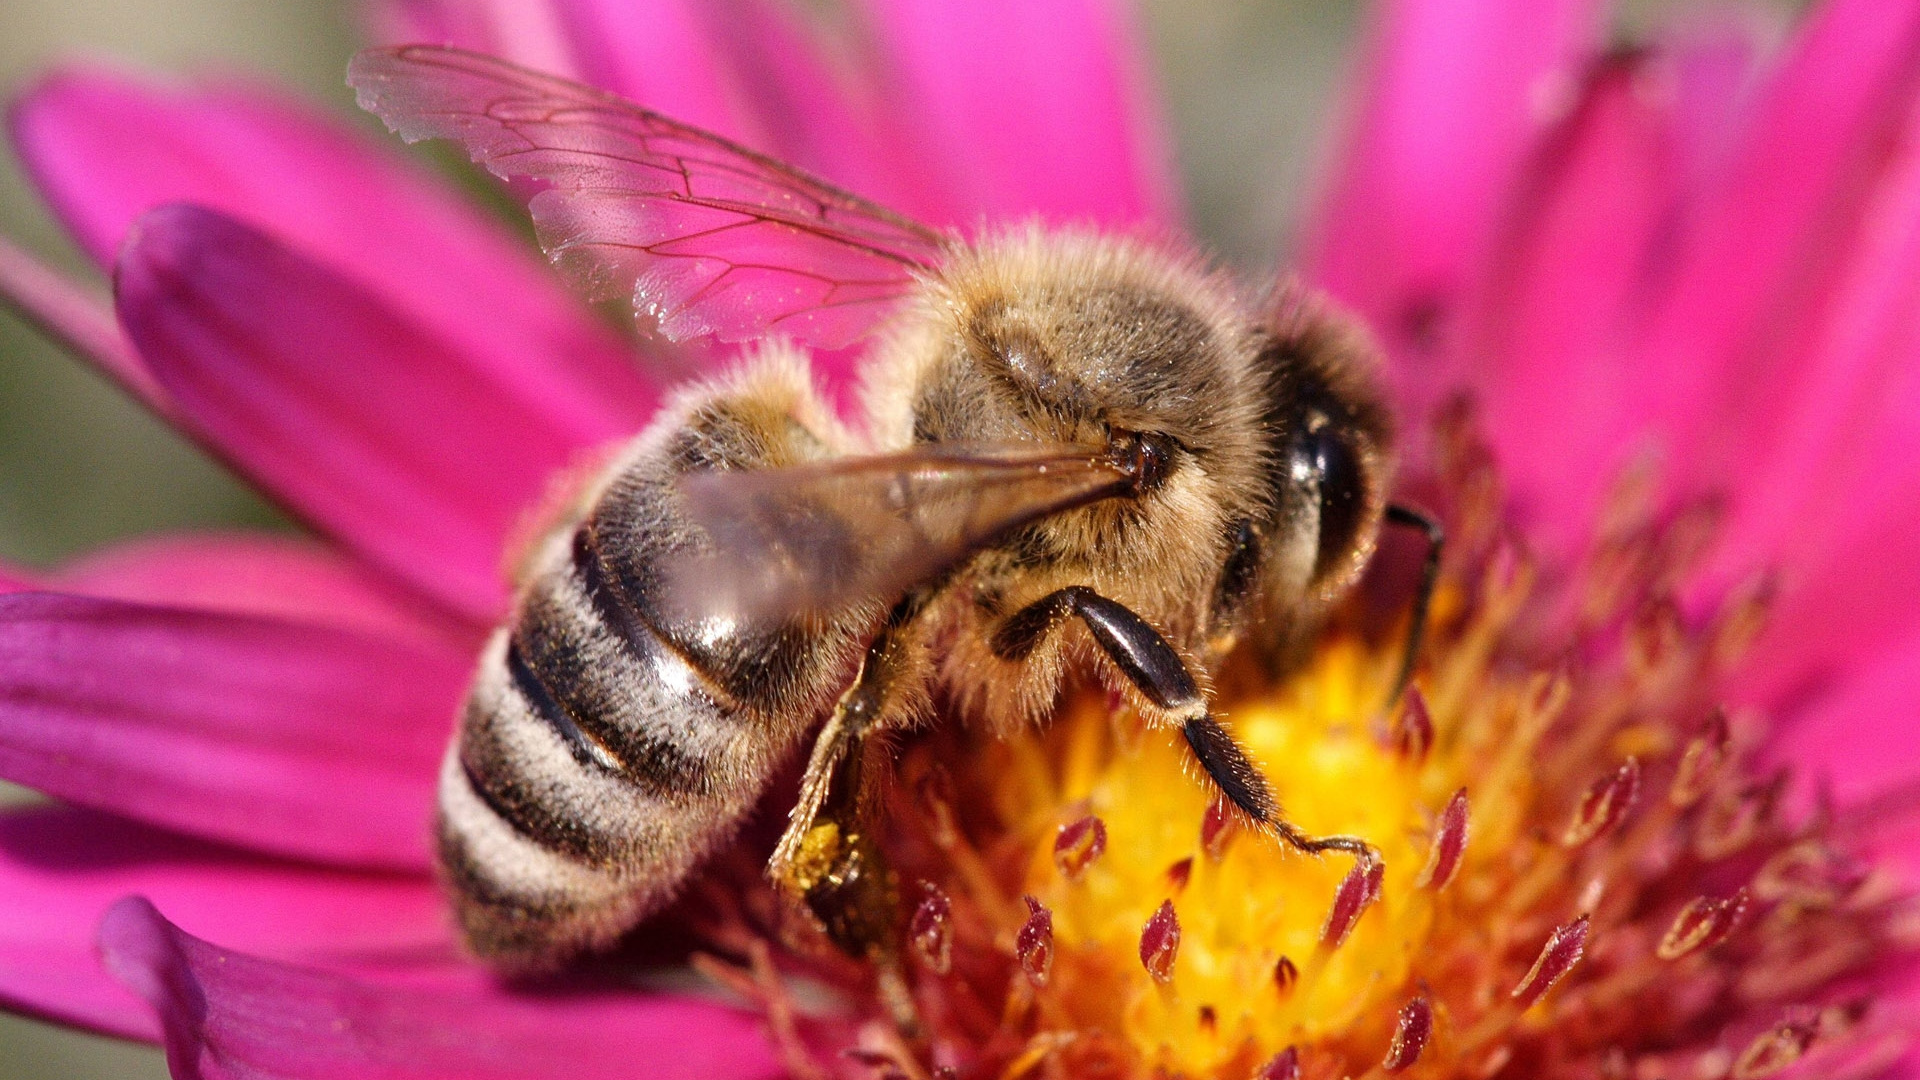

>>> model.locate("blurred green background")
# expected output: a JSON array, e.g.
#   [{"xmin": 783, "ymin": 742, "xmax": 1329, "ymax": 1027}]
[{"xmin": 0, "ymin": 0, "xmax": 1793, "ymax": 1077}]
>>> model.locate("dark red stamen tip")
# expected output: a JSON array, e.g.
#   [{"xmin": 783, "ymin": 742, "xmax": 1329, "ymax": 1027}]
[
  {"xmin": 1670, "ymin": 708, "xmax": 1730, "ymax": 808},
  {"xmin": 1321, "ymin": 856, "xmax": 1382, "ymax": 948},
  {"xmin": 1197, "ymin": 1004, "xmax": 1217, "ymax": 1035},
  {"xmin": 1391, "ymin": 686, "xmax": 1434, "ymax": 762},
  {"xmin": 1053, "ymin": 815, "xmax": 1108, "ymax": 880},
  {"xmin": 1140, "ymin": 899, "xmax": 1181, "ymax": 983},
  {"xmin": 1382, "ymin": 996, "xmax": 1434, "ymax": 1072},
  {"xmin": 1165, "ymin": 856, "xmax": 1194, "ymax": 894},
  {"xmin": 1201, "ymin": 801, "xmax": 1235, "ymax": 860},
  {"xmin": 1417, "ymin": 788, "xmax": 1470, "ymax": 891},
  {"xmin": 1257, "ymin": 1047, "xmax": 1300, "ymax": 1080},
  {"xmin": 1754, "ymin": 841, "xmax": 1868, "ymax": 908},
  {"xmin": 1273, "ymin": 956, "xmax": 1298, "ymax": 995},
  {"xmin": 1016, "ymin": 895, "xmax": 1053, "ymax": 987},
  {"xmin": 1657, "ymin": 888, "xmax": 1748, "ymax": 960},
  {"xmin": 909, "ymin": 882, "xmax": 953, "ymax": 974},
  {"xmin": 1513, "ymin": 914, "xmax": 1590, "ymax": 1008},
  {"xmin": 1564, "ymin": 757, "xmax": 1640, "ymax": 846}
]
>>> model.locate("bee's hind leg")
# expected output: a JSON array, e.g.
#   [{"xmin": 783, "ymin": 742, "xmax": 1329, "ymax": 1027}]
[
  {"xmin": 992, "ymin": 586, "xmax": 1378, "ymax": 869},
  {"xmin": 768, "ymin": 602, "xmax": 923, "ymax": 1032}
]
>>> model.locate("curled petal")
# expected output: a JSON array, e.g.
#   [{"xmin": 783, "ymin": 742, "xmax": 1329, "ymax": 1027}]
[
  {"xmin": 115, "ymin": 204, "xmax": 640, "ymax": 622},
  {"xmin": 11, "ymin": 66, "xmax": 657, "ymax": 443},
  {"xmin": 0, "ymin": 592, "xmax": 465, "ymax": 870},
  {"xmin": 98, "ymin": 896, "xmax": 785, "ymax": 1080},
  {"xmin": 0, "ymin": 805, "xmax": 449, "ymax": 1041}
]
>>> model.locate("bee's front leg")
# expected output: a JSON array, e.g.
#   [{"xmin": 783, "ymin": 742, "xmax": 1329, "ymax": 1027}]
[{"xmin": 992, "ymin": 586, "xmax": 1378, "ymax": 868}]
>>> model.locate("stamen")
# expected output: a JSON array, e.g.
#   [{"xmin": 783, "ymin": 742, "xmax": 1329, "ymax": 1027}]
[
  {"xmin": 909, "ymin": 883, "xmax": 953, "ymax": 974},
  {"xmin": 1564, "ymin": 758, "xmax": 1640, "ymax": 846},
  {"xmin": 1753, "ymin": 842, "xmax": 1866, "ymax": 908},
  {"xmin": 1670, "ymin": 709, "xmax": 1730, "ymax": 808},
  {"xmin": 1656, "ymin": 889, "xmax": 1748, "ymax": 960},
  {"xmin": 1416, "ymin": 788, "xmax": 1470, "ymax": 891},
  {"xmin": 1321, "ymin": 857, "xmax": 1382, "ymax": 948},
  {"xmin": 1390, "ymin": 686, "xmax": 1434, "ymax": 762},
  {"xmin": 1053, "ymin": 815, "xmax": 1107, "ymax": 880},
  {"xmin": 1273, "ymin": 956, "xmax": 1298, "ymax": 995},
  {"xmin": 1627, "ymin": 595, "xmax": 1685, "ymax": 678},
  {"xmin": 1382, "ymin": 996, "xmax": 1434, "ymax": 1072},
  {"xmin": 1256, "ymin": 1046, "xmax": 1300, "ymax": 1080},
  {"xmin": 1731, "ymin": 1021, "xmax": 1816, "ymax": 1080},
  {"xmin": 1016, "ymin": 896, "xmax": 1053, "ymax": 987},
  {"xmin": 914, "ymin": 766, "xmax": 958, "ymax": 846},
  {"xmin": 1139, "ymin": 899, "xmax": 1181, "ymax": 984},
  {"xmin": 1200, "ymin": 801, "xmax": 1234, "ymax": 860},
  {"xmin": 1513, "ymin": 915, "xmax": 1590, "ymax": 1008},
  {"xmin": 1165, "ymin": 856, "xmax": 1193, "ymax": 894},
  {"xmin": 1694, "ymin": 775, "xmax": 1782, "ymax": 859}
]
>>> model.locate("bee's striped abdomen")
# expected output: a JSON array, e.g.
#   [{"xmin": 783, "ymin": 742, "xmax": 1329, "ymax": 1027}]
[{"xmin": 437, "ymin": 367, "xmax": 860, "ymax": 967}]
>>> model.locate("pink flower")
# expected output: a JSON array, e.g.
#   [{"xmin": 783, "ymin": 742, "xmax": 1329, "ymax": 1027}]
[{"xmin": 0, "ymin": 0, "xmax": 1912, "ymax": 1077}]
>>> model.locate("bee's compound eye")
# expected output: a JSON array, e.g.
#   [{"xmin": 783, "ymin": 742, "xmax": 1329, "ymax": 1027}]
[{"xmin": 1301, "ymin": 422, "xmax": 1367, "ymax": 582}]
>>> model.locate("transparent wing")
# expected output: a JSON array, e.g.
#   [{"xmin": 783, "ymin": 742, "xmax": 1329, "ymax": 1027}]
[
  {"xmin": 667, "ymin": 442, "xmax": 1136, "ymax": 621},
  {"xmin": 348, "ymin": 45, "xmax": 948, "ymax": 350}
]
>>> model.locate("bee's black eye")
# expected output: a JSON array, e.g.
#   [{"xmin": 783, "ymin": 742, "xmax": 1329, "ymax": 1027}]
[{"xmin": 1298, "ymin": 420, "xmax": 1366, "ymax": 582}]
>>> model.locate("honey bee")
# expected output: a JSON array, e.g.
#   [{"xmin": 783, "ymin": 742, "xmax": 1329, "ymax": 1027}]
[{"xmin": 349, "ymin": 45, "xmax": 1441, "ymax": 975}]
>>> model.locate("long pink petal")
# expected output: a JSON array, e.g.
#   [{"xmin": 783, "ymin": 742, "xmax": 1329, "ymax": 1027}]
[
  {"xmin": 856, "ymin": 0, "xmax": 1179, "ymax": 228},
  {"xmin": 0, "ymin": 805, "xmax": 449, "ymax": 1041},
  {"xmin": 57, "ymin": 532, "xmax": 478, "ymax": 649},
  {"xmin": 10, "ymin": 66, "xmax": 659, "ymax": 440},
  {"xmin": 100, "ymin": 896, "xmax": 785, "ymax": 1080},
  {"xmin": 1301, "ymin": 0, "xmax": 1601, "ymax": 418},
  {"xmin": 1624, "ymin": 0, "xmax": 1920, "ymax": 493},
  {"xmin": 1458, "ymin": 36, "xmax": 1756, "ymax": 553},
  {"xmin": 0, "ymin": 591, "xmax": 464, "ymax": 870},
  {"xmin": 115, "ymin": 204, "xmax": 627, "ymax": 622},
  {"xmin": 0, "ymin": 233, "xmax": 165, "ymax": 410}
]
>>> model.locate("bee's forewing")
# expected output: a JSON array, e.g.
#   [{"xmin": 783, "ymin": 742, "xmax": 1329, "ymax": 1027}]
[
  {"xmin": 348, "ymin": 45, "xmax": 948, "ymax": 351},
  {"xmin": 667, "ymin": 443, "xmax": 1132, "ymax": 621}
]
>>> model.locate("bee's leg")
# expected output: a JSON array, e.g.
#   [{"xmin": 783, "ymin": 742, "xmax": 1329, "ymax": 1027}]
[
  {"xmin": 992, "ymin": 586, "xmax": 1377, "ymax": 866},
  {"xmin": 1383, "ymin": 503, "xmax": 1444, "ymax": 708},
  {"xmin": 767, "ymin": 601, "xmax": 923, "ymax": 1031}
]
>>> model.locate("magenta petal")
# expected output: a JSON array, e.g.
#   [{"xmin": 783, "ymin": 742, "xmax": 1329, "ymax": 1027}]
[
  {"xmin": 1302, "ymin": 0, "xmax": 1601, "ymax": 415},
  {"xmin": 1459, "ymin": 41, "xmax": 1749, "ymax": 552},
  {"xmin": 0, "ymin": 591, "xmax": 465, "ymax": 870},
  {"xmin": 1628, "ymin": 0, "xmax": 1920, "ymax": 487},
  {"xmin": 1764, "ymin": 628, "xmax": 1920, "ymax": 830},
  {"xmin": 11, "ymin": 66, "xmax": 658, "ymax": 437},
  {"xmin": 115, "ymin": 204, "xmax": 627, "ymax": 621},
  {"xmin": 0, "ymin": 805, "xmax": 450, "ymax": 1041},
  {"xmin": 57, "ymin": 532, "xmax": 478, "ymax": 648},
  {"xmin": 100, "ymin": 896, "xmax": 785, "ymax": 1080},
  {"xmin": 859, "ymin": 0, "xmax": 1179, "ymax": 228}
]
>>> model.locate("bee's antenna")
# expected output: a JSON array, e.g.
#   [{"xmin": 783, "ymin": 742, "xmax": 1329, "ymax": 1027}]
[{"xmin": 1383, "ymin": 504, "xmax": 1444, "ymax": 709}]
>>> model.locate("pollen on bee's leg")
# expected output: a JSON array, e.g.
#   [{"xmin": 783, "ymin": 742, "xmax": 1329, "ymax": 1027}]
[{"xmin": 1139, "ymin": 900, "xmax": 1180, "ymax": 983}]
